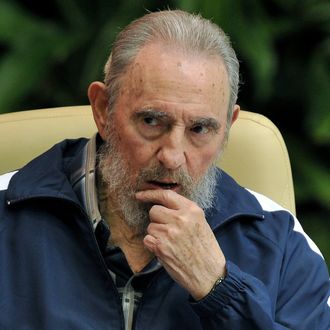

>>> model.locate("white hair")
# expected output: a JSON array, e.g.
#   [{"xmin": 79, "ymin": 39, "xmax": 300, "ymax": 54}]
[{"xmin": 104, "ymin": 9, "xmax": 240, "ymax": 131}]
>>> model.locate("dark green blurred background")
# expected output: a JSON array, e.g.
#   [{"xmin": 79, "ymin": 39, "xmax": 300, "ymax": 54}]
[{"xmin": 0, "ymin": 0, "xmax": 329, "ymax": 267}]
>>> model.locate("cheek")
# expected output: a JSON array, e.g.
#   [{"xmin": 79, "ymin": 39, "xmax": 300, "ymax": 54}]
[
  {"xmin": 187, "ymin": 142, "xmax": 221, "ymax": 177},
  {"xmin": 112, "ymin": 113, "xmax": 160, "ymax": 174},
  {"xmin": 117, "ymin": 129, "xmax": 157, "ymax": 169}
]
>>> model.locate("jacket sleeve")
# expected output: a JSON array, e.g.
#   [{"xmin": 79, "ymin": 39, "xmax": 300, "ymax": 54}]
[{"xmin": 190, "ymin": 229, "xmax": 330, "ymax": 329}]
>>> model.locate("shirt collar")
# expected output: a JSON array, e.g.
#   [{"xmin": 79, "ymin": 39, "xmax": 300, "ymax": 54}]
[{"xmin": 68, "ymin": 134, "xmax": 102, "ymax": 229}]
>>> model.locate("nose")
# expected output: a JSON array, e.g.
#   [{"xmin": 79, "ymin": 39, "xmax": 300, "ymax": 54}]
[{"xmin": 156, "ymin": 130, "xmax": 186, "ymax": 170}]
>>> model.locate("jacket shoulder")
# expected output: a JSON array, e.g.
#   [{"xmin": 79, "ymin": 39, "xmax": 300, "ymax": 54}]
[{"xmin": 246, "ymin": 188, "xmax": 323, "ymax": 258}]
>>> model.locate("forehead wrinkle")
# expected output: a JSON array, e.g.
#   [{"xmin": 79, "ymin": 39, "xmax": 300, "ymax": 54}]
[
  {"xmin": 119, "ymin": 43, "xmax": 230, "ymax": 126},
  {"xmin": 127, "ymin": 47, "xmax": 228, "ymax": 104}
]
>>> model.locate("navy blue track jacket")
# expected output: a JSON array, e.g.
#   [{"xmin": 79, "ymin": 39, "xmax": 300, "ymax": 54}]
[{"xmin": 0, "ymin": 138, "xmax": 329, "ymax": 329}]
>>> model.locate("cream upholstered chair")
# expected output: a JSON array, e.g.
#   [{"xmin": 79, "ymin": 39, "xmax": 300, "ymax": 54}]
[{"xmin": 0, "ymin": 105, "xmax": 296, "ymax": 215}]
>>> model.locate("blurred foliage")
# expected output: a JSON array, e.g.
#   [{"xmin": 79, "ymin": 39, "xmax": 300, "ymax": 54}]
[{"xmin": 0, "ymin": 0, "xmax": 329, "ymax": 265}]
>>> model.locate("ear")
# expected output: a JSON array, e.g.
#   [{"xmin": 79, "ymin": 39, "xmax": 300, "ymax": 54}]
[
  {"xmin": 88, "ymin": 81, "xmax": 109, "ymax": 141},
  {"xmin": 230, "ymin": 104, "xmax": 240, "ymax": 127}
]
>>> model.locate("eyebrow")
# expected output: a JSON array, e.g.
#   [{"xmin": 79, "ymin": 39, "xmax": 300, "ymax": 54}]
[
  {"xmin": 190, "ymin": 117, "xmax": 221, "ymax": 131},
  {"xmin": 133, "ymin": 109, "xmax": 172, "ymax": 121}
]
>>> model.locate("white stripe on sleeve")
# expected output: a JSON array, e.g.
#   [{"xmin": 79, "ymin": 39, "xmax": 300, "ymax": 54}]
[
  {"xmin": 0, "ymin": 171, "xmax": 18, "ymax": 191},
  {"xmin": 246, "ymin": 189, "xmax": 323, "ymax": 258}
]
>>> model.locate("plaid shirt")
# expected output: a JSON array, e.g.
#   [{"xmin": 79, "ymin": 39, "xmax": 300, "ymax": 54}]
[{"xmin": 69, "ymin": 135, "xmax": 162, "ymax": 330}]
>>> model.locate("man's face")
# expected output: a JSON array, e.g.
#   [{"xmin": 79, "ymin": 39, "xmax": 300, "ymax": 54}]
[{"xmin": 98, "ymin": 43, "xmax": 232, "ymax": 233}]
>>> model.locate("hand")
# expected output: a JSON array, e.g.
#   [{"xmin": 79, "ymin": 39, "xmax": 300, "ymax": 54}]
[{"xmin": 135, "ymin": 189, "xmax": 226, "ymax": 300}]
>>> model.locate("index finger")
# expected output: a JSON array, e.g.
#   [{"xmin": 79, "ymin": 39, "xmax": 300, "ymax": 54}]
[{"xmin": 135, "ymin": 189, "xmax": 188, "ymax": 209}]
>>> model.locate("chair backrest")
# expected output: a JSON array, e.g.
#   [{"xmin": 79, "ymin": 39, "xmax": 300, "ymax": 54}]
[{"xmin": 0, "ymin": 105, "xmax": 296, "ymax": 214}]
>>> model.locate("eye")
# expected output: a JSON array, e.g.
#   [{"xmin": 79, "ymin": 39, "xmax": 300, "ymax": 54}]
[
  {"xmin": 191, "ymin": 124, "xmax": 209, "ymax": 134},
  {"xmin": 134, "ymin": 112, "xmax": 169, "ymax": 140},
  {"xmin": 143, "ymin": 116, "xmax": 159, "ymax": 126}
]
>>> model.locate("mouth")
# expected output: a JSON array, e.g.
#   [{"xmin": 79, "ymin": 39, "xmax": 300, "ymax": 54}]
[{"xmin": 147, "ymin": 180, "xmax": 179, "ymax": 190}]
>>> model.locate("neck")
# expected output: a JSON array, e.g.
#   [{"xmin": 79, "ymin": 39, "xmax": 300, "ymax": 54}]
[{"xmin": 98, "ymin": 185, "xmax": 154, "ymax": 273}]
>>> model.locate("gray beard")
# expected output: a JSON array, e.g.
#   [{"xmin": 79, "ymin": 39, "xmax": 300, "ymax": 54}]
[{"xmin": 97, "ymin": 129, "xmax": 220, "ymax": 236}]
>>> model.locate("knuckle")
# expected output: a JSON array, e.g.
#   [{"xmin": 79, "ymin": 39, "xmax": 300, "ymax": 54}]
[
  {"xmin": 162, "ymin": 189, "xmax": 172, "ymax": 200},
  {"xmin": 189, "ymin": 203, "xmax": 204, "ymax": 217},
  {"xmin": 149, "ymin": 204, "xmax": 163, "ymax": 217},
  {"xmin": 153, "ymin": 242, "xmax": 164, "ymax": 257},
  {"xmin": 189, "ymin": 203, "xmax": 200, "ymax": 213},
  {"xmin": 166, "ymin": 226, "xmax": 178, "ymax": 240}
]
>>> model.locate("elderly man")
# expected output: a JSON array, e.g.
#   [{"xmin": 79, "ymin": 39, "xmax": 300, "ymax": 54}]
[{"xmin": 0, "ymin": 9, "xmax": 329, "ymax": 330}]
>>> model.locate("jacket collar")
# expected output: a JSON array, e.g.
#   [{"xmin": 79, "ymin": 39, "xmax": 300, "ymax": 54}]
[
  {"xmin": 5, "ymin": 138, "xmax": 89, "ymax": 208},
  {"xmin": 205, "ymin": 170, "xmax": 265, "ymax": 230}
]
